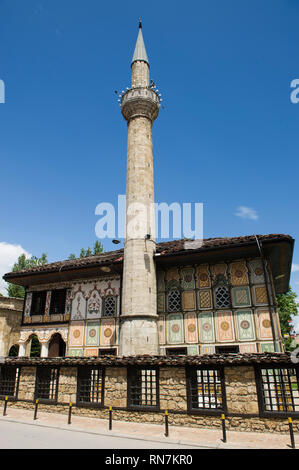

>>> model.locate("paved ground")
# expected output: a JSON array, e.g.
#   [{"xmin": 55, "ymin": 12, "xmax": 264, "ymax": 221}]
[{"xmin": 0, "ymin": 406, "xmax": 298, "ymax": 449}]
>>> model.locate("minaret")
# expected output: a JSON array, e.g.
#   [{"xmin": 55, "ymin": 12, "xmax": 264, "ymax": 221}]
[{"xmin": 119, "ymin": 21, "xmax": 160, "ymax": 356}]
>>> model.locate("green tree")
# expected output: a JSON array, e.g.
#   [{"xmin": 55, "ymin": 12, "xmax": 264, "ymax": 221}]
[
  {"xmin": 7, "ymin": 253, "xmax": 48, "ymax": 299},
  {"xmin": 69, "ymin": 241, "xmax": 104, "ymax": 259},
  {"xmin": 276, "ymin": 286, "xmax": 298, "ymax": 351}
]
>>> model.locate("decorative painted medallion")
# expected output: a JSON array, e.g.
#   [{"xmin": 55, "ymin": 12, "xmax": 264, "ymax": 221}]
[
  {"xmin": 85, "ymin": 321, "xmax": 100, "ymax": 347},
  {"xmin": 181, "ymin": 268, "xmax": 195, "ymax": 290},
  {"xmin": 167, "ymin": 313, "xmax": 184, "ymax": 344},
  {"xmin": 257, "ymin": 309, "xmax": 273, "ymax": 339},
  {"xmin": 100, "ymin": 318, "xmax": 116, "ymax": 346},
  {"xmin": 215, "ymin": 311, "xmax": 234, "ymax": 342},
  {"xmin": 235, "ymin": 310, "xmax": 255, "ymax": 341},
  {"xmin": 197, "ymin": 265, "xmax": 210, "ymax": 288},
  {"xmin": 230, "ymin": 262, "xmax": 248, "ymax": 286},
  {"xmin": 184, "ymin": 313, "xmax": 198, "ymax": 343},
  {"xmin": 68, "ymin": 321, "xmax": 84, "ymax": 347},
  {"xmin": 198, "ymin": 312, "xmax": 215, "ymax": 343}
]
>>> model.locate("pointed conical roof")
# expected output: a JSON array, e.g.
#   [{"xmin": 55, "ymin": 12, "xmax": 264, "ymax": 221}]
[{"xmin": 131, "ymin": 23, "xmax": 149, "ymax": 65}]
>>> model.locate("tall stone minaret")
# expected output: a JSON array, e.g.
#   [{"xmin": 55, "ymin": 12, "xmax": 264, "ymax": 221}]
[{"xmin": 119, "ymin": 21, "xmax": 160, "ymax": 356}]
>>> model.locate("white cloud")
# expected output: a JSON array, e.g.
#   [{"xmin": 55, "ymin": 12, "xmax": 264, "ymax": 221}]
[
  {"xmin": 0, "ymin": 242, "xmax": 31, "ymax": 296},
  {"xmin": 292, "ymin": 263, "xmax": 299, "ymax": 273},
  {"xmin": 235, "ymin": 206, "xmax": 258, "ymax": 220}
]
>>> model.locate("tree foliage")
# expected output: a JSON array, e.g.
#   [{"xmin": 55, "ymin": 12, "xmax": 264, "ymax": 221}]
[
  {"xmin": 276, "ymin": 286, "xmax": 298, "ymax": 351},
  {"xmin": 7, "ymin": 253, "xmax": 48, "ymax": 299},
  {"xmin": 68, "ymin": 241, "xmax": 104, "ymax": 259}
]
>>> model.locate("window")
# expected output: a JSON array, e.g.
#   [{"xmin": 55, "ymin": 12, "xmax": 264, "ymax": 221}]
[
  {"xmin": 0, "ymin": 366, "xmax": 20, "ymax": 398},
  {"xmin": 127, "ymin": 367, "xmax": 159, "ymax": 409},
  {"xmin": 77, "ymin": 366, "xmax": 104, "ymax": 406},
  {"xmin": 98, "ymin": 348, "xmax": 117, "ymax": 355},
  {"xmin": 35, "ymin": 366, "xmax": 59, "ymax": 403},
  {"xmin": 30, "ymin": 291, "xmax": 47, "ymax": 315},
  {"xmin": 49, "ymin": 289, "xmax": 66, "ymax": 315},
  {"xmin": 103, "ymin": 296, "xmax": 116, "ymax": 317},
  {"xmin": 214, "ymin": 275, "xmax": 231, "ymax": 309},
  {"xmin": 168, "ymin": 289, "xmax": 181, "ymax": 312},
  {"xmin": 166, "ymin": 348, "xmax": 187, "ymax": 356},
  {"xmin": 215, "ymin": 346, "xmax": 239, "ymax": 354},
  {"xmin": 187, "ymin": 366, "xmax": 226, "ymax": 413},
  {"xmin": 256, "ymin": 366, "xmax": 299, "ymax": 416}
]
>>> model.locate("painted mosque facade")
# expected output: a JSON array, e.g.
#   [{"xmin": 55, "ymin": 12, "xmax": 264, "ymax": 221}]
[{"xmin": 13, "ymin": 254, "xmax": 282, "ymax": 359}]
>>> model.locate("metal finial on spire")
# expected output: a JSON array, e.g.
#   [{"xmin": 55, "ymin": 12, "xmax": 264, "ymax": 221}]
[{"xmin": 139, "ymin": 17, "xmax": 142, "ymax": 29}]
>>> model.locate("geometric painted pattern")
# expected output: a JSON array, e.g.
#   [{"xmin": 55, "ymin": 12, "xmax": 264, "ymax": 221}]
[
  {"xmin": 248, "ymin": 259, "xmax": 265, "ymax": 284},
  {"xmin": 232, "ymin": 286, "xmax": 251, "ymax": 307},
  {"xmin": 254, "ymin": 286, "xmax": 268, "ymax": 305},
  {"xmin": 230, "ymin": 261, "xmax": 248, "ymax": 286},
  {"xmin": 198, "ymin": 290, "xmax": 212, "ymax": 309},
  {"xmin": 183, "ymin": 291, "xmax": 195, "ymax": 310},
  {"xmin": 239, "ymin": 343, "xmax": 257, "ymax": 353},
  {"xmin": 181, "ymin": 268, "xmax": 195, "ymax": 290},
  {"xmin": 196, "ymin": 265, "xmax": 210, "ymax": 288}
]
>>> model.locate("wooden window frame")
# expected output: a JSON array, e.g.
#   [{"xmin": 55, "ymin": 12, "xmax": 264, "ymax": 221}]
[
  {"xmin": 34, "ymin": 366, "xmax": 59, "ymax": 404},
  {"xmin": 0, "ymin": 365, "xmax": 21, "ymax": 400},
  {"xmin": 76, "ymin": 366, "xmax": 105, "ymax": 408},
  {"xmin": 49, "ymin": 289, "xmax": 67, "ymax": 315},
  {"xmin": 254, "ymin": 363, "xmax": 299, "ymax": 418},
  {"xmin": 30, "ymin": 291, "xmax": 47, "ymax": 316},
  {"xmin": 127, "ymin": 366, "xmax": 160, "ymax": 411},
  {"xmin": 186, "ymin": 365, "xmax": 227, "ymax": 415}
]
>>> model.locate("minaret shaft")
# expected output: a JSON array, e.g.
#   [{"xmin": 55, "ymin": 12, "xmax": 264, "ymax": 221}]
[{"xmin": 119, "ymin": 25, "xmax": 160, "ymax": 356}]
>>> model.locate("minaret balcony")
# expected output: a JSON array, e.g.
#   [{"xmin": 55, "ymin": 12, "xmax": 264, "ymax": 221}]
[{"xmin": 121, "ymin": 87, "xmax": 160, "ymax": 122}]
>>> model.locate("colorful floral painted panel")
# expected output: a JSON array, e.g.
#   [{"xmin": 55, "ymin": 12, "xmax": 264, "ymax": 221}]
[
  {"xmin": 232, "ymin": 286, "xmax": 251, "ymax": 307},
  {"xmin": 45, "ymin": 291, "xmax": 51, "ymax": 316},
  {"xmin": 86, "ymin": 290, "xmax": 102, "ymax": 319},
  {"xmin": 100, "ymin": 318, "xmax": 116, "ymax": 346},
  {"xmin": 253, "ymin": 286, "xmax": 268, "ymax": 305},
  {"xmin": 165, "ymin": 268, "xmax": 179, "ymax": 281},
  {"xmin": 184, "ymin": 313, "xmax": 198, "ymax": 343},
  {"xmin": 187, "ymin": 345, "xmax": 199, "ymax": 355},
  {"xmin": 68, "ymin": 348, "xmax": 83, "ymax": 357},
  {"xmin": 157, "ymin": 293, "xmax": 165, "ymax": 313},
  {"xmin": 158, "ymin": 315, "xmax": 166, "ymax": 344},
  {"xmin": 235, "ymin": 310, "xmax": 255, "ymax": 341},
  {"xmin": 201, "ymin": 345, "xmax": 215, "ymax": 354},
  {"xmin": 260, "ymin": 342, "xmax": 275, "ymax": 352},
  {"xmin": 183, "ymin": 291, "xmax": 195, "ymax": 311},
  {"xmin": 157, "ymin": 271, "xmax": 165, "ymax": 292},
  {"xmin": 85, "ymin": 320, "xmax": 100, "ymax": 346},
  {"xmin": 230, "ymin": 262, "xmax": 248, "ymax": 286},
  {"xmin": 167, "ymin": 313, "xmax": 184, "ymax": 344},
  {"xmin": 24, "ymin": 292, "xmax": 32, "ymax": 316},
  {"xmin": 196, "ymin": 265, "xmax": 210, "ymax": 288},
  {"xmin": 198, "ymin": 312, "xmax": 215, "ymax": 343},
  {"xmin": 181, "ymin": 268, "xmax": 195, "ymax": 290},
  {"xmin": 215, "ymin": 311, "xmax": 235, "ymax": 342},
  {"xmin": 239, "ymin": 343, "xmax": 257, "ymax": 353},
  {"xmin": 198, "ymin": 290, "xmax": 212, "ymax": 309},
  {"xmin": 84, "ymin": 348, "xmax": 98, "ymax": 357},
  {"xmin": 71, "ymin": 290, "xmax": 86, "ymax": 320},
  {"xmin": 257, "ymin": 309, "xmax": 273, "ymax": 339},
  {"xmin": 69, "ymin": 321, "xmax": 84, "ymax": 347},
  {"xmin": 248, "ymin": 260, "xmax": 265, "ymax": 284},
  {"xmin": 210, "ymin": 264, "xmax": 227, "ymax": 281},
  {"xmin": 65, "ymin": 289, "xmax": 72, "ymax": 315}
]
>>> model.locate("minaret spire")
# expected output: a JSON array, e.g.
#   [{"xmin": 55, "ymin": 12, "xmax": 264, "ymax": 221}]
[{"xmin": 132, "ymin": 20, "xmax": 149, "ymax": 66}]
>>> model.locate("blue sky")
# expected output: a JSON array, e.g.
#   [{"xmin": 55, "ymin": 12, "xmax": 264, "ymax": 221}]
[{"xmin": 0, "ymin": 0, "xmax": 299, "ymax": 330}]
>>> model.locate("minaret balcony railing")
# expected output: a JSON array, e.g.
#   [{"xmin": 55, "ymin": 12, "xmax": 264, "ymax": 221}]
[{"xmin": 121, "ymin": 86, "xmax": 160, "ymax": 122}]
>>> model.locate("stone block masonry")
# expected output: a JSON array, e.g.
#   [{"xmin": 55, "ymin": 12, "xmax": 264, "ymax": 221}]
[{"xmin": 4, "ymin": 358, "xmax": 298, "ymax": 434}]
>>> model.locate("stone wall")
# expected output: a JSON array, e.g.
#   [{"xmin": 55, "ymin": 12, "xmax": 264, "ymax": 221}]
[
  {"xmin": 0, "ymin": 296, "xmax": 23, "ymax": 356},
  {"xmin": 4, "ymin": 363, "xmax": 299, "ymax": 434}
]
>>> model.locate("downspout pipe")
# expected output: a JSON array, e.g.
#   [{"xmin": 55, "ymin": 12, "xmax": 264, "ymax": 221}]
[{"xmin": 254, "ymin": 235, "xmax": 279, "ymax": 352}]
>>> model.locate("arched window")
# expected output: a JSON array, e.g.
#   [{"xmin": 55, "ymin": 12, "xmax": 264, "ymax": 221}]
[
  {"xmin": 167, "ymin": 289, "xmax": 181, "ymax": 312},
  {"xmin": 48, "ymin": 333, "xmax": 66, "ymax": 358},
  {"xmin": 214, "ymin": 275, "xmax": 231, "ymax": 309},
  {"xmin": 103, "ymin": 296, "xmax": 116, "ymax": 316},
  {"xmin": 30, "ymin": 335, "xmax": 41, "ymax": 358},
  {"xmin": 8, "ymin": 345, "xmax": 19, "ymax": 357}
]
